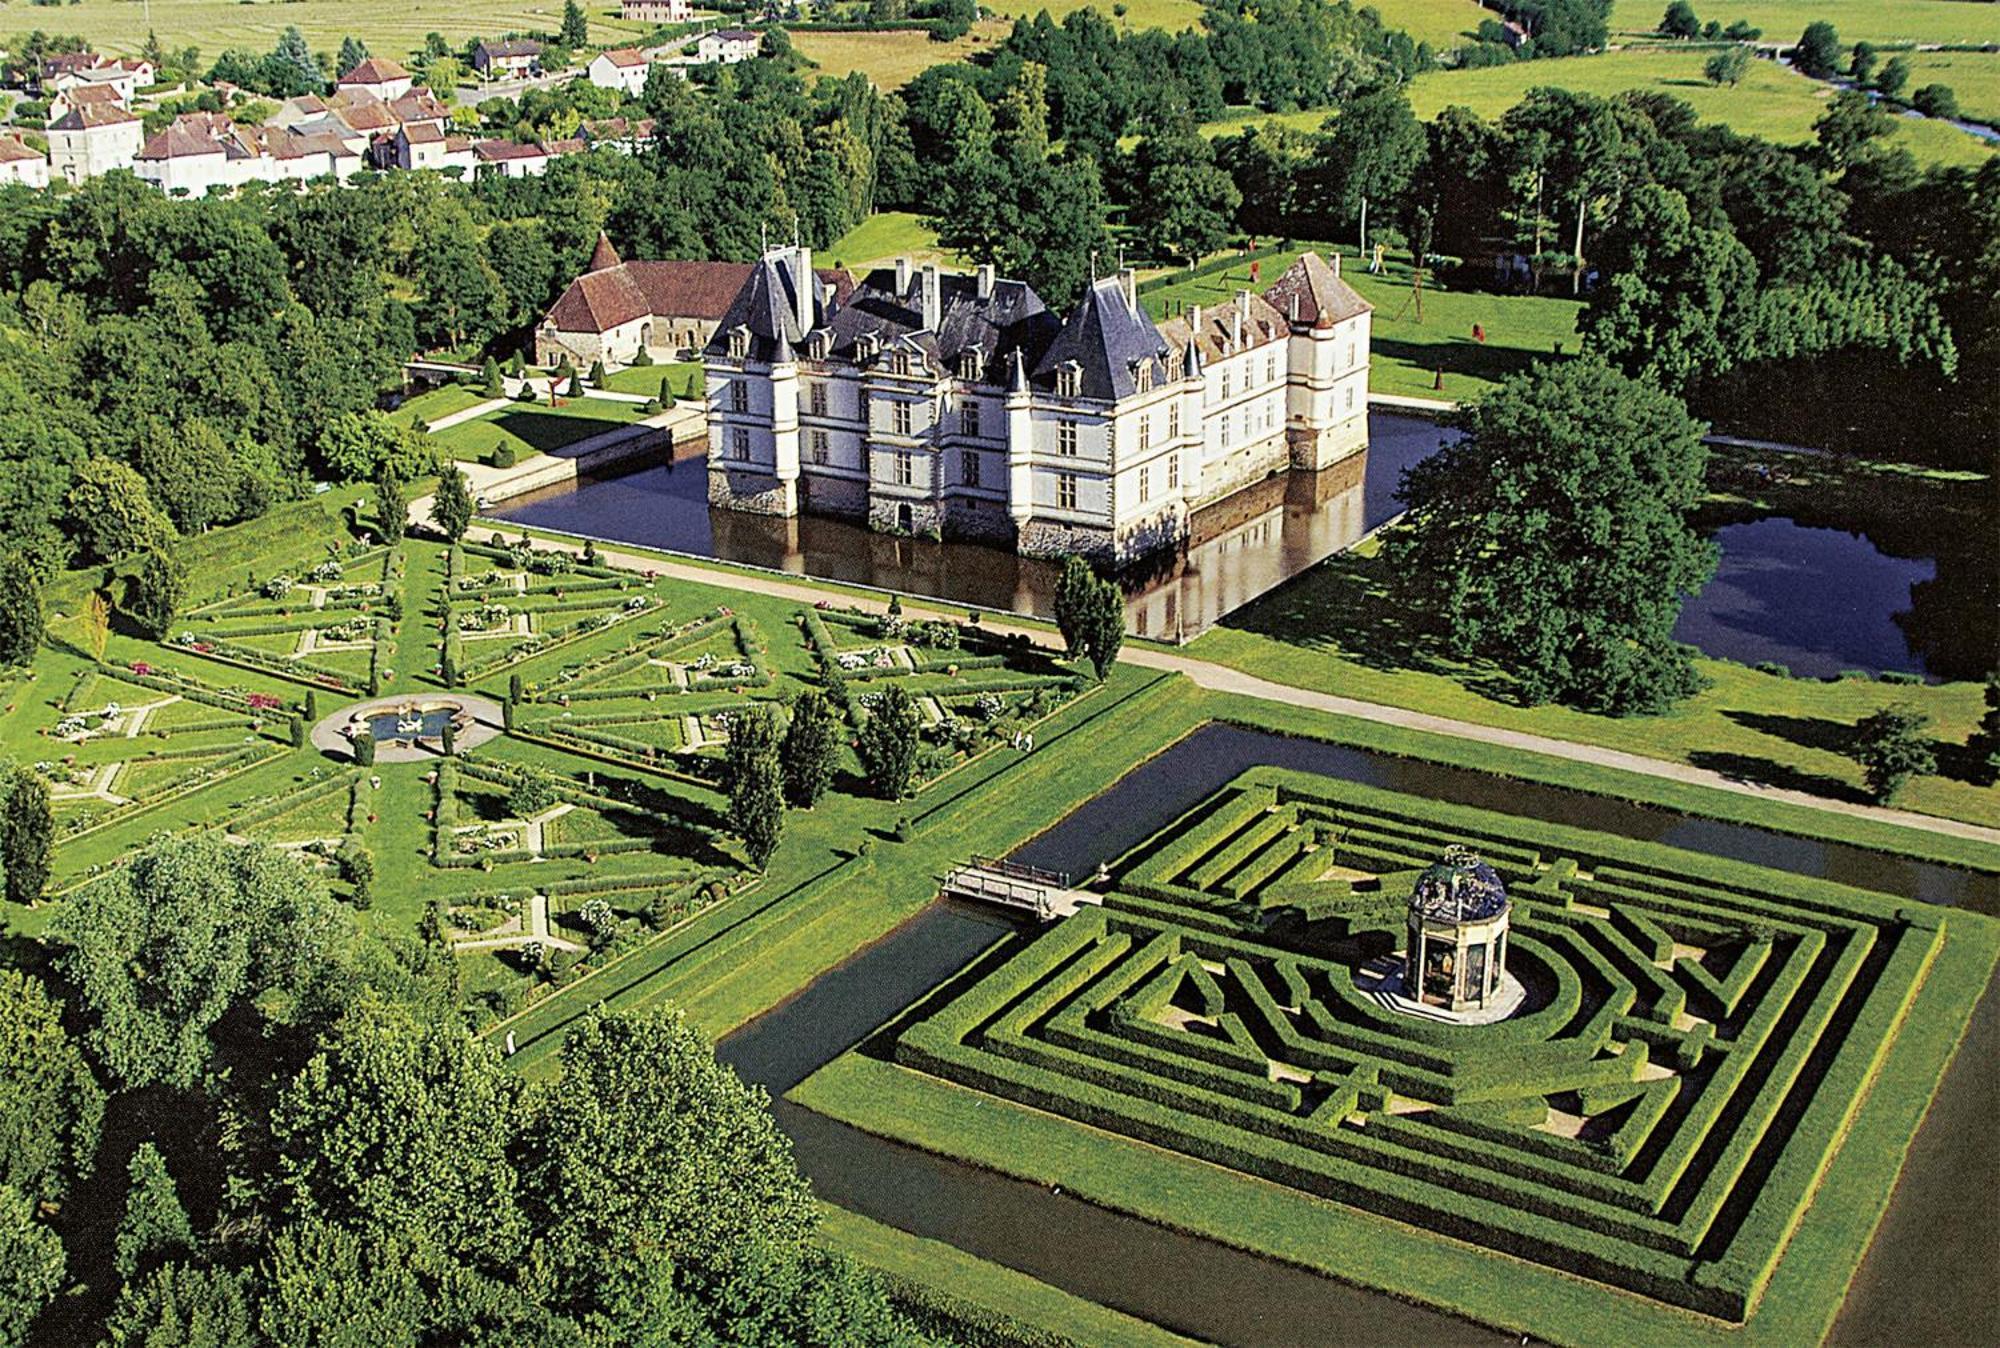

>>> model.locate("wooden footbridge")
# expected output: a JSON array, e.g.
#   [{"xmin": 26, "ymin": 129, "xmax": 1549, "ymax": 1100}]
[{"xmin": 942, "ymin": 856, "xmax": 1102, "ymax": 921}]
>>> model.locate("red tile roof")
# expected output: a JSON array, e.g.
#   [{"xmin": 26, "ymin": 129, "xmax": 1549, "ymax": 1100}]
[
  {"xmin": 0, "ymin": 139, "xmax": 42, "ymax": 164},
  {"xmin": 61, "ymin": 84, "xmax": 124, "ymax": 106},
  {"xmin": 599, "ymin": 48, "xmax": 649, "ymax": 68},
  {"xmin": 545, "ymin": 259, "xmax": 853, "ymax": 335},
  {"xmin": 338, "ymin": 57, "xmax": 410, "ymax": 84},
  {"xmin": 138, "ymin": 124, "xmax": 224, "ymax": 160},
  {"xmin": 474, "ymin": 139, "xmax": 548, "ymax": 162},
  {"xmin": 400, "ymin": 121, "xmax": 446, "ymax": 144},
  {"xmin": 48, "ymin": 104, "xmax": 140, "ymax": 131}
]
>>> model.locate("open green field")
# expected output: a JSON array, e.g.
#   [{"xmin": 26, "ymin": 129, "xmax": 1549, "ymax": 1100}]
[
  {"xmin": 819, "ymin": 1206, "xmax": 1202, "ymax": 1348},
  {"xmin": 1609, "ymin": 0, "xmax": 2000, "ymax": 46},
  {"xmin": 1359, "ymin": 0, "xmax": 1492, "ymax": 48},
  {"xmin": 792, "ymin": 20, "xmax": 1009, "ymax": 91},
  {"xmin": 825, "ymin": 211, "xmax": 959, "ymax": 272},
  {"xmin": 979, "ymin": 0, "xmax": 1206, "ymax": 33},
  {"xmin": 1208, "ymin": 49, "xmax": 1997, "ymax": 168},
  {"xmin": 429, "ymin": 395, "xmax": 647, "ymax": 462},
  {"xmin": 1900, "ymin": 49, "xmax": 2000, "ymax": 126},
  {"xmin": 799, "ymin": 759, "xmax": 2000, "ymax": 1345},
  {"xmin": 1143, "ymin": 242, "xmax": 1583, "ymax": 401}
]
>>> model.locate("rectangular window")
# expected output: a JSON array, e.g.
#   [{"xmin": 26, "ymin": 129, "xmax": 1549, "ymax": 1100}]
[
  {"xmin": 892, "ymin": 400, "xmax": 912, "ymax": 436},
  {"xmin": 962, "ymin": 399, "xmax": 980, "ymax": 437},
  {"xmin": 729, "ymin": 380, "xmax": 748, "ymax": 413},
  {"xmin": 859, "ymin": 390, "xmax": 870, "ymax": 428},
  {"xmin": 894, "ymin": 451, "xmax": 913, "ymax": 486},
  {"xmin": 1167, "ymin": 453, "xmax": 1179, "ymax": 492},
  {"xmin": 1265, "ymin": 355, "xmax": 1276, "ymax": 384},
  {"xmin": 810, "ymin": 429, "xmax": 828, "ymax": 465},
  {"xmin": 1347, "ymin": 343, "xmax": 1357, "ymax": 370},
  {"xmin": 1138, "ymin": 465, "xmax": 1150, "ymax": 503},
  {"xmin": 1168, "ymin": 402, "xmax": 1180, "ymax": 438},
  {"xmin": 730, "ymin": 427, "xmax": 750, "ymax": 459},
  {"xmin": 1220, "ymin": 414, "xmax": 1231, "ymax": 449},
  {"xmin": 1137, "ymin": 415, "xmax": 1151, "ymax": 452},
  {"xmin": 1346, "ymin": 387, "xmax": 1356, "ymax": 411},
  {"xmin": 962, "ymin": 449, "xmax": 980, "ymax": 487},
  {"xmin": 1221, "ymin": 369, "xmax": 1231, "ymax": 400},
  {"xmin": 1057, "ymin": 419, "xmax": 1077, "ymax": 456},
  {"xmin": 1056, "ymin": 472, "xmax": 1077, "ymax": 511},
  {"xmin": 808, "ymin": 381, "xmax": 827, "ymax": 417}
]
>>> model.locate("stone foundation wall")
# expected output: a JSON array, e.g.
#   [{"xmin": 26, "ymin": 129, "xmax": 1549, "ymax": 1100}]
[
  {"xmin": 800, "ymin": 472, "xmax": 868, "ymax": 519},
  {"xmin": 868, "ymin": 495, "xmax": 943, "ymax": 538},
  {"xmin": 1287, "ymin": 414, "xmax": 1368, "ymax": 471},
  {"xmin": 708, "ymin": 467, "xmax": 796, "ymax": 517},
  {"xmin": 1193, "ymin": 432, "xmax": 1291, "ymax": 509},
  {"xmin": 1017, "ymin": 517, "xmax": 1115, "ymax": 561},
  {"xmin": 1113, "ymin": 508, "xmax": 1187, "ymax": 565},
  {"xmin": 943, "ymin": 495, "xmax": 1016, "ymax": 545}
]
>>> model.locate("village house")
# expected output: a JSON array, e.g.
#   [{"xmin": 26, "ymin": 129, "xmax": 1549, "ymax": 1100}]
[
  {"xmin": 45, "ymin": 103, "xmax": 143, "ymax": 184},
  {"xmin": 36, "ymin": 51, "xmax": 101, "ymax": 93},
  {"xmin": 621, "ymin": 0, "xmax": 693, "ymax": 22},
  {"xmin": 536, "ymin": 234, "xmax": 852, "ymax": 368},
  {"xmin": 134, "ymin": 114, "xmax": 361, "ymax": 194},
  {"xmin": 473, "ymin": 138, "xmax": 557, "ymax": 179},
  {"xmin": 587, "ymin": 48, "xmax": 655, "ymax": 95},
  {"xmin": 581, "ymin": 116, "xmax": 656, "ymax": 153},
  {"xmin": 0, "ymin": 136, "xmax": 49, "ymax": 189},
  {"xmin": 702, "ymin": 247, "xmax": 1371, "ymax": 562},
  {"xmin": 336, "ymin": 56, "xmax": 413, "ymax": 101},
  {"xmin": 47, "ymin": 82, "xmax": 127, "ymax": 122},
  {"xmin": 471, "ymin": 38, "xmax": 543, "ymax": 80},
  {"xmin": 696, "ymin": 29, "xmax": 762, "ymax": 64}
]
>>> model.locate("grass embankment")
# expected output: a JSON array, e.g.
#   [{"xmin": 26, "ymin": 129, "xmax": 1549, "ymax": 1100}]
[
  {"xmin": 791, "ymin": 909, "xmax": 2000, "ymax": 1348},
  {"xmin": 826, "ymin": 211, "xmax": 959, "ymax": 272},
  {"xmin": 1187, "ymin": 537, "xmax": 2000, "ymax": 833},
  {"xmin": 819, "ymin": 1206, "xmax": 1202, "ymax": 1348},
  {"xmin": 1608, "ymin": 0, "xmax": 2000, "ymax": 46},
  {"xmin": 1204, "ymin": 49, "xmax": 1995, "ymax": 169},
  {"xmin": 390, "ymin": 385, "xmax": 492, "ymax": 429},
  {"xmin": 792, "ymin": 21, "xmax": 1009, "ymax": 91},
  {"xmin": 429, "ymin": 395, "xmax": 648, "ymax": 462},
  {"xmin": 1141, "ymin": 241, "xmax": 1582, "ymax": 401},
  {"xmin": 596, "ymin": 361, "xmax": 703, "ymax": 398}
]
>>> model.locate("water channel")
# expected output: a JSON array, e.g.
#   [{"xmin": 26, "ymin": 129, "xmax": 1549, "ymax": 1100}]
[
  {"xmin": 714, "ymin": 725, "xmax": 1998, "ymax": 1347},
  {"xmin": 492, "ymin": 413, "xmax": 1982, "ymax": 680}
]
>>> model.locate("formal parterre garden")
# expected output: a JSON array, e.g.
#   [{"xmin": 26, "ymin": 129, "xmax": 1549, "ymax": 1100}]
[
  {"xmin": 797, "ymin": 761, "xmax": 2000, "ymax": 1346},
  {"xmin": 3, "ymin": 495, "xmax": 1092, "ymax": 1032}
]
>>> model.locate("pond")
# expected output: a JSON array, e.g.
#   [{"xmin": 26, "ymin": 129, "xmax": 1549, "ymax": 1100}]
[
  {"xmin": 715, "ymin": 723, "xmax": 1996, "ymax": 1346},
  {"xmin": 488, "ymin": 411, "xmax": 1457, "ymax": 642}
]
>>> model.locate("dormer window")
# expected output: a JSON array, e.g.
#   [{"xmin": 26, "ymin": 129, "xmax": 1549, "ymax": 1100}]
[
  {"xmin": 726, "ymin": 326, "xmax": 748, "ymax": 359},
  {"xmin": 890, "ymin": 350, "xmax": 910, "ymax": 376},
  {"xmin": 857, "ymin": 334, "xmax": 878, "ymax": 363},
  {"xmin": 960, "ymin": 351, "xmax": 982, "ymax": 381},
  {"xmin": 1056, "ymin": 361, "xmax": 1082, "ymax": 399},
  {"xmin": 1134, "ymin": 360, "xmax": 1153, "ymax": 394},
  {"xmin": 808, "ymin": 331, "xmax": 828, "ymax": 361},
  {"xmin": 1167, "ymin": 350, "xmax": 1184, "ymax": 381}
]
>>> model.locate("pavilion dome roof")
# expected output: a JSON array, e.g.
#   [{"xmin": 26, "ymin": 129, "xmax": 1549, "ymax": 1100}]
[{"xmin": 1409, "ymin": 847, "xmax": 1509, "ymax": 924}]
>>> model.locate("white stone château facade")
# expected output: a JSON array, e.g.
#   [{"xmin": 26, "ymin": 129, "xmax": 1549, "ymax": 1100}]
[{"xmin": 703, "ymin": 246, "xmax": 1371, "ymax": 562}]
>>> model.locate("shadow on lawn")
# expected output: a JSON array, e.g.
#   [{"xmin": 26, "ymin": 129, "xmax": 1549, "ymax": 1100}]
[
  {"xmin": 1218, "ymin": 549, "xmax": 1460, "ymax": 680},
  {"xmin": 1686, "ymin": 749, "xmax": 1868, "ymax": 804},
  {"xmin": 1372, "ymin": 335, "xmax": 1550, "ymax": 388},
  {"xmin": 484, "ymin": 409, "xmax": 632, "ymax": 455}
]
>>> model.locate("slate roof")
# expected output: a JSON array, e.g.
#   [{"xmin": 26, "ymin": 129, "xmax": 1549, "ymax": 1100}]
[
  {"xmin": 1029, "ymin": 276, "xmax": 1172, "ymax": 402},
  {"xmin": 816, "ymin": 266, "xmax": 1057, "ymax": 383},
  {"xmin": 1262, "ymin": 251, "xmax": 1371, "ymax": 328},
  {"xmin": 712, "ymin": 28, "xmax": 760, "ymax": 42},
  {"xmin": 549, "ymin": 258, "xmax": 851, "ymax": 337},
  {"xmin": 48, "ymin": 104, "xmax": 139, "ymax": 131}
]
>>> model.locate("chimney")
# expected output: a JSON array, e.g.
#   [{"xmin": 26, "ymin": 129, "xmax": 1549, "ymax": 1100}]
[
  {"xmin": 976, "ymin": 263, "xmax": 995, "ymax": 300},
  {"xmin": 791, "ymin": 244, "xmax": 813, "ymax": 334},
  {"xmin": 1331, "ymin": 252, "xmax": 1340, "ymax": 278},
  {"xmin": 1119, "ymin": 267, "xmax": 1137, "ymax": 314},
  {"xmin": 894, "ymin": 256, "xmax": 911, "ymax": 294},
  {"xmin": 1232, "ymin": 290, "xmax": 1246, "ymax": 350},
  {"xmin": 920, "ymin": 262, "xmax": 942, "ymax": 331},
  {"xmin": 1190, "ymin": 303, "xmax": 1202, "ymax": 337}
]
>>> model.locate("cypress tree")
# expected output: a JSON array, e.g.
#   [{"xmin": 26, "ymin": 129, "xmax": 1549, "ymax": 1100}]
[
  {"xmin": 0, "ymin": 554, "xmax": 44, "ymax": 668},
  {"xmin": 658, "ymin": 375, "xmax": 674, "ymax": 408},
  {"xmin": 114, "ymin": 1143, "xmax": 193, "ymax": 1281},
  {"xmin": 588, "ymin": 358, "xmax": 607, "ymax": 388},
  {"xmin": 724, "ymin": 705, "xmax": 785, "ymax": 869},
  {"xmin": 780, "ymin": 691, "xmax": 840, "ymax": 808},
  {"xmin": 352, "ymin": 731, "xmax": 376, "ymax": 767},
  {"xmin": 855, "ymin": 684, "xmax": 923, "ymax": 800},
  {"xmin": 3, "ymin": 774, "xmax": 53, "ymax": 908}
]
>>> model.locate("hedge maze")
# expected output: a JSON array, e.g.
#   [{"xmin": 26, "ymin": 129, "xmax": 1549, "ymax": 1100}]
[{"xmin": 899, "ymin": 767, "xmax": 1949, "ymax": 1324}]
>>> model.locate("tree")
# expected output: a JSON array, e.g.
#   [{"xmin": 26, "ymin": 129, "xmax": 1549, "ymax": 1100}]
[
  {"xmin": 127, "ymin": 547, "xmax": 188, "ymax": 640},
  {"xmin": 116, "ymin": 1143, "xmax": 194, "ymax": 1281},
  {"xmin": 3, "ymin": 772, "xmax": 53, "ymax": 908},
  {"xmin": 1659, "ymin": 1, "xmax": 1699, "ymax": 39},
  {"xmin": 560, "ymin": 0, "xmax": 589, "ymax": 48},
  {"xmin": 352, "ymin": 730, "xmax": 375, "ymax": 767},
  {"xmin": 257, "ymin": 1218, "xmax": 424, "ymax": 1348},
  {"xmin": 1912, "ymin": 84, "xmax": 1960, "ymax": 120},
  {"xmin": 430, "ymin": 467, "xmax": 473, "ymax": 542},
  {"xmin": 780, "ymin": 691, "xmax": 840, "ymax": 809},
  {"xmin": 1850, "ymin": 705, "xmax": 1936, "ymax": 802},
  {"xmin": 51, "ymin": 834, "xmax": 349, "ymax": 1090},
  {"xmin": 64, "ymin": 457, "xmax": 177, "ymax": 563},
  {"xmin": 1128, "ymin": 129, "xmax": 1239, "ymax": 267},
  {"xmin": 1053, "ymin": 555, "xmax": 1095, "ymax": 659},
  {"xmin": 855, "ymin": 683, "xmax": 923, "ymax": 800},
  {"xmin": 1967, "ymin": 677, "xmax": 2000, "ymax": 786},
  {"xmin": 588, "ymin": 357, "xmax": 607, "ymax": 389},
  {"xmin": 336, "ymin": 35, "xmax": 369, "ymax": 76},
  {"xmin": 1311, "ymin": 88, "xmax": 1426, "ymax": 254},
  {"xmin": 1581, "ymin": 184, "xmax": 1757, "ymax": 393},
  {"xmin": 1874, "ymin": 55, "xmax": 1911, "ymax": 98},
  {"xmin": 319, "ymin": 412, "xmax": 436, "ymax": 484},
  {"xmin": 374, "ymin": 467, "xmax": 406, "ymax": 546},
  {"xmin": 724, "ymin": 704, "xmax": 785, "ymax": 869},
  {"xmin": 1793, "ymin": 21, "xmax": 1842, "ymax": 81},
  {"xmin": 1848, "ymin": 41, "xmax": 1877, "ymax": 87},
  {"xmin": 1382, "ymin": 359, "xmax": 1718, "ymax": 716},
  {"xmin": 0, "ymin": 968, "xmax": 104, "ymax": 1207},
  {"xmin": 103, "ymin": 1262, "xmax": 254, "ymax": 1348},
  {"xmin": 507, "ymin": 770, "xmax": 559, "ymax": 819},
  {"xmin": 481, "ymin": 356, "xmax": 503, "ymax": 397},
  {"xmin": 0, "ymin": 1185, "xmax": 64, "ymax": 1348},
  {"xmin": 266, "ymin": 26, "xmax": 324, "ymax": 98},
  {"xmin": 1704, "ymin": 46, "xmax": 1750, "ymax": 87},
  {"xmin": 1081, "ymin": 571, "xmax": 1125, "ymax": 679}
]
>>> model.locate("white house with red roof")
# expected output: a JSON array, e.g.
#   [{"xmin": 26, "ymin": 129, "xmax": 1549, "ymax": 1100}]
[
  {"xmin": 0, "ymin": 137, "xmax": 49, "ymax": 189},
  {"xmin": 46, "ymin": 103, "xmax": 143, "ymax": 184},
  {"xmin": 587, "ymin": 48, "xmax": 655, "ymax": 95},
  {"xmin": 336, "ymin": 56, "xmax": 413, "ymax": 101}
]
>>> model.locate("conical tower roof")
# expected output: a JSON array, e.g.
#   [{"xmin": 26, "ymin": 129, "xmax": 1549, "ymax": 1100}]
[{"xmin": 587, "ymin": 232, "xmax": 622, "ymax": 273}]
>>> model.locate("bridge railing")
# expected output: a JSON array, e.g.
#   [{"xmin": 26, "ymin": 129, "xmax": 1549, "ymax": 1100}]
[
  {"xmin": 967, "ymin": 854, "xmax": 1070, "ymax": 888},
  {"xmin": 943, "ymin": 864, "xmax": 1055, "ymax": 918}
]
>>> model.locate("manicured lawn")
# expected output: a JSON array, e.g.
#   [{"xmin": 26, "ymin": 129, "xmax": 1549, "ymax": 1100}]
[
  {"xmin": 1208, "ymin": 50, "xmax": 1997, "ymax": 168},
  {"xmin": 391, "ymin": 384, "xmax": 491, "ymax": 429},
  {"xmin": 825, "ymin": 212, "xmax": 961, "ymax": 272},
  {"xmin": 1186, "ymin": 538, "xmax": 2000, "ymax": 831},
  {"xmin": 818, "ymin": 1205, "xmax": 1202, "ymax": 1348},
  {"xmin": 792, "ymin": 21, "xmax": 1009, "ymax": 90},
  {"xmin": 1608, "ymin": 0, "xmax": 2000, "ymax": 46},
  {"xmin": 429, "ymin": 396, "xmax": 647, "ymax": 463},
  {"xmin": 597, "ymin": 361, "xmax": 703, "ymax": 398},
  {"xmin": 1143, "ymin": 242, "xmax": 1583, "ymax": 401}
]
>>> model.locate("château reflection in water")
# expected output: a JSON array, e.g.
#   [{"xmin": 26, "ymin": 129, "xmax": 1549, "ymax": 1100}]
[{"xmin": 489, "ymin": 410, "xmax": 1458, "ymax": 642}]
